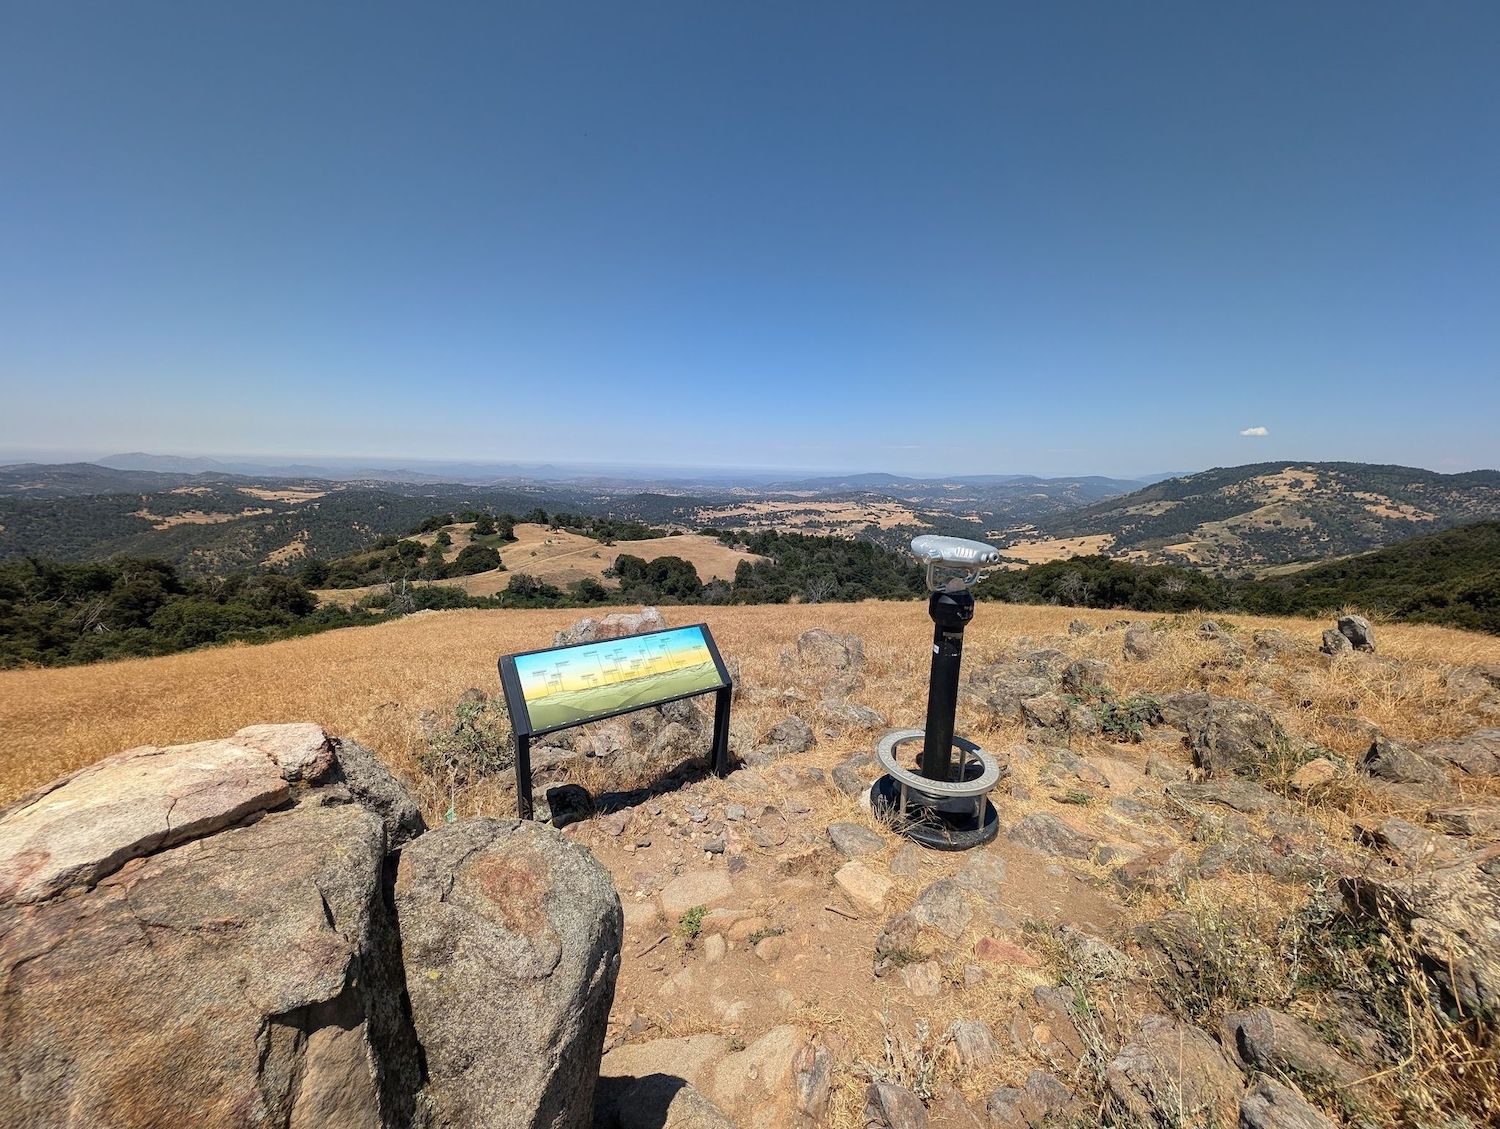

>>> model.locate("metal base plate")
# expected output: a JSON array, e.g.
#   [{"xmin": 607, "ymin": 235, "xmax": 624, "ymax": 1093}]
[{"xmin": 869, "ymin": 775, "xmax": 1000, "ymax": 851}]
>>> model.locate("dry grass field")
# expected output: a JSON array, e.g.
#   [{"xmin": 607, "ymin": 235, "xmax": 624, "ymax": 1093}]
[
  {"xmin": 4, "ymin": 600, "xmax": 1498, "ymax": 816},
  {"xmin": 999, "ymin": 533, "xmax": 1116, "ymax": 565},
  {"xmin": 315, "ymin": 523, "xmax": 765, "ymax": 606}
]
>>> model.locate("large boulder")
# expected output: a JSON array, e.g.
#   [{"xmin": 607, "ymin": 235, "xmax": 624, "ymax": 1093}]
[
  {"xmin": 1336, "ymin": 614, "xmax": 1376, "ymax": 652},
  {"xmin": 1161, "ymin": 692, "xmax": 1283, "ymax": 777},
  {"xmin": 795, "ymin": 627, "xmax": 865, "ymax": 671},
  {"xmin": 1359, "ymin": 734, "xmax": 1447, "ymax": 787},
  {"xmin": 1417, "ymin": 728, "xmax": 1500, "ymax": 778},
  {"xmin": 0, "ymin": 724, "xmax": 425, "ymax": 1128},
  {"xmin": 395, "ymin": 817, "xmax": 622, "ymax": 1129},
  {"xmin": 1106, "ymin": 1015, "xmax": 1242, "ymax": 1127},
  {"xmin": 554, "ymin": 607, "xmax": 667, "ymax": 647},
  {"xmin": 1341, "ymin": 847, "xmax": 1500, "ymax": 1014}
]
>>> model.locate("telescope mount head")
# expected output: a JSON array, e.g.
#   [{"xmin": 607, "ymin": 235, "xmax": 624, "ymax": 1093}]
[{"xmin": 909, "ymin": 535, "xmax": 1002, "ymax": 594}]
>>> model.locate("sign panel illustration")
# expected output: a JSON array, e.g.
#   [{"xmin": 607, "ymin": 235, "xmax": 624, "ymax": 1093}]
[{"xmin": 508, "ymin": 624, "xmax": 727, "ymax": 735}]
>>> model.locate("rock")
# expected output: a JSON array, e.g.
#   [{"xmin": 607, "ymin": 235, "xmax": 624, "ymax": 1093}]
[
  {"xmin": 706, "ymin": 1025, "xmax": 810, "ymax": 1125},
  {"xmin": 1252, "ymin": 629, "xmax": 1299, "ymax": 661},
  {"xmin": 1114, "ymin": 847, "xmax": 1188, "ymax": 895},
  {"xmin": 828, "ymin": 821, "xmax": 886, "ymax": 858},
  {"xmin": 554, "ymin": 606, "xmax": 667, "ymax": 646},
  {"xmin": 1061, "ymin": 658, "xmax": 1113, "ymax": 695},
  {"xmin": 1356, "ymin": 817, "xmax": 1464, "ymax": 868},
  {"xmin": 815, "ymin": 700, "xmax": 887, "ymax": 733},
  {"xmin": 1060, "ymin": 925, "xmax": 1132, "ymax": 980},
  {"xmin": 1106, "ymin": 1015, "xmax": 1241, "ymax": 1128},
  {"xmin": 973, "ymin": 667, "xmax": 1055, "ymax": 717},
  {"xmin": 909, "ymin": 878, "xmax": 972, "ymax": 939},
  {"xmin": 1337, "ymin": 614, "xmax": 1376, "ymax": 652},
  {"xmin": 660, "ymin": 869, "xmax": 736, "ymax": 918},
  {"xmin": 618, "ymin": 1077, "xmax": 735, "ymax": 1129},
  {"xmin": 948, "ymin": 1018, "xmax": 996, "ymax": 1067},
  {"xmin": 1427, "ymin": 803, "xmax": 1500, "ymax": 839},
  {"xmin": 793, "ymin": 1041, "xmax": 834, "ymax": 1121},
  {"xmin": 1162, "ymin": 692, "xmax": 1283, "ymax": 778},
  {"xmin": 1288, "ymin": 758, "xmax": 1338, "ymax": 794},
  {"xmin": 1199, "ymin": 619, "xmax": 1231, "ymax": 641},
  {"xmin": 1008, "ymin": 813, "xmax": 1099, "ymax": 859},
  {"xmin": 332, "ymin": 737, "xmax": 427, "ymax": 846},
  {"xmin": 0, "ymin": 726, "xmax": 424, "ymax": 1129},
  {"xmin": 1123, "ymin": 625, "xmax": 1158, "ymax": 660},
  {"xmin": 1020, "ymin": 693, "xmax": 1070, "ymax": 732},
  {"xmin": 1238, "ymin": 1077, "xmax": 1337, "ymax": 1129},
  {"xmin": 0, "ymin": 724, "xmax": 330, "ymax": 904},
  {"xmin": 953, "ymin": 851, "xmax": 1007, "ymax": 900},
  {"xmin": 1341, "ymin": 850, "xmax": 1500, "ymax": 1013},
  {"xmin": 1219, "ymin": 1008, "xmax": 1363, "ymax": 1087},
  {"xmin": 875, "ymin": 912, "xmax": 921, "ymax": 968},
  {"xmin": 1068, "ymin": 618, "xmax": 1093, "ymax": 636},
  {"xmin": 396, "ymin": 818, "xmax": 622, "ymax": 1129},
  {"xmin": 598, "ymin": 1035, "xmax": 733, "ymax": 1124},
  {"xmin": 865, "ymin": 1081, "xmax": 928, "ymax": 1129},
  {"xmin": 746, "ymin": 716, "xmax": 816, "ymax": 765},
  {"xmin": 832, "ymin": 753, "xmax": 875, "ymax": 796},
  {"xmin": 703, "ymin": 933, "xmax": 727, "ymax": 963},
  {"xmin": 900, "ymin": 959, "xmax": 944, "ymax": 996},
  {"xmin": 1359, "ymin": 734, "xmax": 1446, "ymax": 787},
  {"xmin": 796, "ymin": 627, "xmax": 866, "ymax": 670},
  {"xmin": 835, "ymin": 860, "xmax": 892, "ymax": 912},
  {"xmin": 1320, "ymin": 628, "xmax": 1354, "ymax": 656},
  {"xmin": 890, "ymin": 843, "xmax": 922, "ymax": 878},
  {"xmin": 1167, "ymin": 778, "xmax": 1281, "ymax": 814},
  {"xmin": 1418, "ymin": 728, "xmax": 1500, "ymax": 777}
]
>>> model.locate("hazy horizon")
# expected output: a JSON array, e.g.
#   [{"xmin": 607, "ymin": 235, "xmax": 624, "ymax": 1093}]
[{"xmin": 4, "ymin": 5, "xmax": 1498, "ymax": 476}]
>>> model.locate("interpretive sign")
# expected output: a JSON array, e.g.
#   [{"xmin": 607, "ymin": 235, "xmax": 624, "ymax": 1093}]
[{"xmin": 498, "ymin": 624, "xmax": 733, "ymax": 819}]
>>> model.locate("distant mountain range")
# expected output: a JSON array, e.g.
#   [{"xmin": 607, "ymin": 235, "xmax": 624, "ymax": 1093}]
[
  {"xmin": 1039, "ymin": 461, "xmax": 1500, "ymax": 571},
  {"xmin": 4, "ymin": 458, "xmax": 1499, "ymax": 577}
]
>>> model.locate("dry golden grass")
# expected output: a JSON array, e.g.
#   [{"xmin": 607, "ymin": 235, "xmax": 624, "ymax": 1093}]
[
  {"xmin": 129, "ymin": 507, "xmax": 272, "ymax": 528},
  {"xmin": 1000, "ymin": 534, "xmax": 1116, "ymax": 565},
  {"xmin": 314, "ymin": 524, "xmax": 765, "ymax": 607},
  {"xmin": 5, "ymin": 602, "xmax": 1499, "ymax": 813}
]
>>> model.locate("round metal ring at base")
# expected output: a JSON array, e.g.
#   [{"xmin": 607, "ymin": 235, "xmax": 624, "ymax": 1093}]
[{"xmin": 869, "ymin": 775, "xmax": 1000, "ymax": 852}]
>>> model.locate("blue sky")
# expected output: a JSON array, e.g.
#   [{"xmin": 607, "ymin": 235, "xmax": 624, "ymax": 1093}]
[{"xmin": 2, "ymin": 3, "xmax": 1497, "ymax": 477}]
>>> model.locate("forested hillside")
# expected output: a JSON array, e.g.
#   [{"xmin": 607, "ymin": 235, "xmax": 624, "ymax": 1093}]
[{"xmin": 1037, "ymin": 462, "xmax": 1500, "ymax": 570}]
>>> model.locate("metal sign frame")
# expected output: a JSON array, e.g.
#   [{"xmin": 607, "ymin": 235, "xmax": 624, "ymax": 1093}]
[{"xmin": 497, "ymin": 623, "xmax": 733, "ymax": 819}]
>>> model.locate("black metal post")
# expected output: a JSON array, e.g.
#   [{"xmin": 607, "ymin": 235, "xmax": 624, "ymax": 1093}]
[
  {"xmin": 919, "ymin": 589, "xmax": 974, "ymax": 782},
  {"xmin": 711, "ymin": 685, "xmax": 732, "ymax": 777},
  {"xmin": 515, "ymin": 733, "xmax": 533, "ymax": 820}
]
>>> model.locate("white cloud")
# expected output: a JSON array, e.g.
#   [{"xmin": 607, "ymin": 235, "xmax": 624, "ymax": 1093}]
[{"xmin": 1239, "ymin": 426, "xmax": 1269, "ymax": 437}]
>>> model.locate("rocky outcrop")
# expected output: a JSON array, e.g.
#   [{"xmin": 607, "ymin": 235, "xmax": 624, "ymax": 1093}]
[
  {"xmin": 395, "ymin": 818, "xmax": 622, "ymax": 1129},
  {"xmin": 0, "ymin": 725, "xmax": 423, "ymax": 1128},
  {"xmin": 0, "ymin": 724, "xmax": 624, "ymax": 1129},
  {"xmin": 1162, "ymin": 691, "xmax": 1284, "ymax": 777},
  {"xmin": 1106, "ymin": 1015, "xmax": 1242, "ymax": 1127},
  {"xmin": 554, "ymin": 606, "xmax": 668, "ymax": 647},
  {"xmin": 1341, "ymin": 847, "xmax": 1500, "ymax": 1014}
]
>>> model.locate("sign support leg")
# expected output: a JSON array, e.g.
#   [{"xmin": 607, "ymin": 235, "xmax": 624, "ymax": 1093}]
[
  {"xmin": 712, "ymin": 686, "xmax": 732, "ymax": 778},
  {"xmin": 515, "ymin": 733, "xmax": 533, "ymax": 820}
]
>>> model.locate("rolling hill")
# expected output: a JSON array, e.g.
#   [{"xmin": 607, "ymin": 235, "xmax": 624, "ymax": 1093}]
[{"xmin": 1027, "ymin": 461, "xmax": 1500, "ymax": 571}]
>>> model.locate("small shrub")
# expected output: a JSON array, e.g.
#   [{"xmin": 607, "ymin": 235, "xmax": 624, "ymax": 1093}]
[
  {"xmin": 417, "ymin": 695, "xmax": 514, "ymax": 815},
  {"xmin": 1096, "ymin": 693, "xmax": 1164, "ymax": 742},
  {"xmin": 677, "ymin": 905, "xmax": 707, "ymax": 941}
]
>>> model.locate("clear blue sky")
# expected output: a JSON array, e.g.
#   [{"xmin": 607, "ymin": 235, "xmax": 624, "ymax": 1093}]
[{"xmin": 2, "ymin": 3, "xmax": 1497, "ymax": 477}]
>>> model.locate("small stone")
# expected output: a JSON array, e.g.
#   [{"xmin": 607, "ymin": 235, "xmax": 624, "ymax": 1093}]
[
  {"xmin": 660, "ymin": 869, "xmax": 735, "ymax": 918},
  {"xmin": 975, "ymin": 936, "xmax": 1040, "ymax": 968},
  {"xmin": 865, "ymin": 1082, "xmax": 928, "ymax": 1129},
  {"xmin": 827, "ymin": 821, "xmax": 885, "ymax": 858},
  {"xmin": 1320, "ymin": 627, "xmax": 1354, "ymax": 655},
  {"xmin": 1337, "ymin": 614, "xmax": 1376, "ymax": 652},
  {"xmin": 1288, "ymin": 758, "xmax": 1338, "ymax": 793},
  {"xmin": 909, "ymin": 879, "xmax": 972, "ymax": 939},
  {"xmin": 947, "ymin": 1019, "xmax": 996, "ymax": 1067},
  {"xmin": 1007, "ymin": 813, "xmax": 1098, "ymax": 859},
  {"xmin": 889, "ymin": 843, "xmax": 921, "ymax": 878},
  {"xmin": 1239, "ymin": 1077, "xmax": 1337, "ymax": 1129},
  {"xmin": 725, "ymin": 804, "xmax": 746, "ymax": 822},
  {"xmin": 900, "ymin": 960, "xmax": 943, "ymax": 997},
  {"xmin": 834, "ymin": 861, "xmax": 892, "ymax": 912},
  {"xmin": 703, "ymin": 934, "xmax": 726, "ymax": 963}
]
